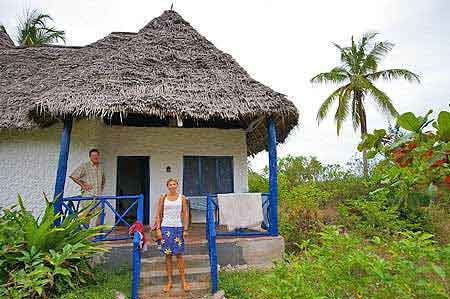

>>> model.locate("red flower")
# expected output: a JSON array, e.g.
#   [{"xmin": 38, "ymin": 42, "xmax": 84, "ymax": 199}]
[
  {"xmin": 392, "ymin": 148, "xmax": 405, "ymax": 159},
  {"xmin": 431, "ymin": 159, "xmax": 446, "ymax": 168},
  {"xmin": 399, "ymin": 158, "xmax": 413, "ymax": 168},
  {"xmin": 444, "ymin": 176, "xmax": 450, "ymax": 185},
  {"xmin": 406, "ymin": 143, "xmax": 417, "ymax": 150},
  {"xmin": 422, "ymin": 150, "xmax": 433, "ymax": 159}
]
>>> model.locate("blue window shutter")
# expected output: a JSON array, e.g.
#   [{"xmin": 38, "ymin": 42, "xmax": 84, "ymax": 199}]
[
  {"xmin": 183, "ymin": 156, "xmax": 200, "ymax": 196},
  {"xmin": 201, "ymin": 157, "xmax": 216, "ymax": 195},
  {"xmin": 217, "ymin": 157, "xmax": 233, "ymax": 194},
  {"xmin": 183, "ymin": 156, "xmax": 234, "ymax": 196}
]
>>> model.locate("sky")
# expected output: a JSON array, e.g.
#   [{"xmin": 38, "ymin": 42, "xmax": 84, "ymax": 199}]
[{"xmin": 1, "ymin": 0, "xmax": 449, "ymax": 171}]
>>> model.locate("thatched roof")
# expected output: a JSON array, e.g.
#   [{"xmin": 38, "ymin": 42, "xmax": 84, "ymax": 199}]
[
  {"xmin": 0, "ymin": 30, "xmax": 14, "ymax": 48},
  {"xmin": 0, "ymin": 10, "xmax": 298, "ymax": 154}
]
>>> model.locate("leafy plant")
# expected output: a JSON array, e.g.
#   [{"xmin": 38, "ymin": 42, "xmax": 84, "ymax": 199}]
[
  {"xmin": 16, "ymin": 9, "xmax": 65, "ymax": 46},
  {"xmin": 359, "ymin": 109, "xmax": 449, "ymax": 203},
  {"xmin": 0, "ymin": 195, "xmax": 108, "ymax": 298},
  {"xmin": 358, "ymin": 108, "xmax": 449, "ymax": 242},
  {"xmin": 221, "ymin": 227, "xmax": 449, "ymax": 299}
]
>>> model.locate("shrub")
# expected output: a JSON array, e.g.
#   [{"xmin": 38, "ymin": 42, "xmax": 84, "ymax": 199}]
[
  {"xmin": 279, "ymin": 183, "xmax": 331, "ymax": 252},
  {"xmin": 258, "ymin": 227, "xmax": 449, "ymax": 299},
  {"xmin": 358, "ymin": 109, "xmax": 450, "ymax": 241},
  {"xmin": 0, "ymin": 195, "xmax": 107, "ymax": 299}
]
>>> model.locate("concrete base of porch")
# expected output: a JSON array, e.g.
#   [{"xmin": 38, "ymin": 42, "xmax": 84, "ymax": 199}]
[{"xmin": 96, "ymin": 224, "xmax": 285, "ymax": 270}]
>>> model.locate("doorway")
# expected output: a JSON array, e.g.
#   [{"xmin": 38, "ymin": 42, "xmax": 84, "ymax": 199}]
[{"xmin": 116, "ymin": 156, "xmax": 150, "ymax": 225}]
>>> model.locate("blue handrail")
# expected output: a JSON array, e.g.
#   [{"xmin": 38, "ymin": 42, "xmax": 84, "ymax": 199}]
[
  {"xmin": 61, "ymin": 195, "xmax": 143, "ymax": 241},
  {"xmin": 62, "ymin": 194, "xmax": 144, "ymax": 299}
]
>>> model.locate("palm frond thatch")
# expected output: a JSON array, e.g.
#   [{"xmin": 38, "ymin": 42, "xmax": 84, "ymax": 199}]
[
  {"xmin": 0, "ymin": 10, "xmax": 299, "ymax": 155},
  {"xmin": 0, "ymin": 25, "xmax": 14, "ymax": 48}
]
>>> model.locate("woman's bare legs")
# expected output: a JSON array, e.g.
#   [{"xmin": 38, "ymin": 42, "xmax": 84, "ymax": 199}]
[
  {"xmin": 163, "ymin": 255, "xmax": 173, "ymax": 292},
  {"xmin": 176, "ymin": 254, "xmax": 190, "ymax": 291}
]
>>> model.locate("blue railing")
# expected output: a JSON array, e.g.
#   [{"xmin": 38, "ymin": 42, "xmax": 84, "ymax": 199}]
[
  {"xmin": 131, "ymin": 196, "xmax": 144, "ymax": 299},
  {"xmin": 61, "ymin": 194, "xmax": 143, "ymax": 299},
  {"xmin": 206, "ymin": 192, "xmax": 273, "ymax": 293},
  {"xmin": 62, "ymin": 195, "xmax": 143, "ymax": 241}
]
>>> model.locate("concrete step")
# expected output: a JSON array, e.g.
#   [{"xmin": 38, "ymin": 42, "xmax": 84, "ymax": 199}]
[
  {"xmin": 140, "ymin": 266, "xmax": 210, "ymax": 286},
  {"xmin": 141, "ymin": 254, "xmax": 210, "ymax": 271},
  {"xmin": 139, "ymin": 281, "xmax": 209, "ymax": 299}
]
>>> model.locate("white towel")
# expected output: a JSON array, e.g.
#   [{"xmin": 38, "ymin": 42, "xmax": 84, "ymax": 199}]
[{"xmin": 217, "ymin": 193, "xmax": 263, "ymax": 231}]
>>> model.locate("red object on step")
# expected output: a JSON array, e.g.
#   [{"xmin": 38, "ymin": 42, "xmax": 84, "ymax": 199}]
[{"xmin": 129, "ymin": 221, "xmax": 146, "ymax": 249}]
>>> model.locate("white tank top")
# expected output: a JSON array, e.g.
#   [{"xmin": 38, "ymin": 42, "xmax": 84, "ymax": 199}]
[{"xmin": 160, "ymin": 194, "xmax": 183, "ymax": 227}]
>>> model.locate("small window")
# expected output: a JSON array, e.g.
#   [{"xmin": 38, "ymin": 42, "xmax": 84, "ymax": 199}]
[{"xmin": 183, "ymin": 156, "xmax": 234, "ymax": 196}]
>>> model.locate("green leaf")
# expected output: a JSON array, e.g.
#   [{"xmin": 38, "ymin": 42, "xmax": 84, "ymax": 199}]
[
  {"xmin": 436, "ymin": 111, "xmax": 450, "ymax": 141},
  {"xmin": 432, "ymin": 263, "xmax": 446, "ymax": 280},
  {"xmin": 397, "ymin": 112, "xmax": 422, "ymax": 132},
  {"xmin": 367, "ymin": 149, "xmax": 378, "ymax": 159}
]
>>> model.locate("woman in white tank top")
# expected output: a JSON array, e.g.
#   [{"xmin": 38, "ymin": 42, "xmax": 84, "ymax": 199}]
[{"xmin": 155, "ymin": 178, "xmax": 190, "ymax": 292}]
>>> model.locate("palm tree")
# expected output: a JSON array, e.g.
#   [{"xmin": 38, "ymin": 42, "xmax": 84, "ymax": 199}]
[
  {"xmin": 311, "ymin": 32, "xmax": 420, "ymax": 176},
  {"xmin": 16, "ymin": 9, "xmax": 65, "ymax": 46}
]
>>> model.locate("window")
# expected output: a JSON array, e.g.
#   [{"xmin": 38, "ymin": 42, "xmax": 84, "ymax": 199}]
[{"xmin": 183, "ymin": 156, "xmax": 234, "ymax": 196}]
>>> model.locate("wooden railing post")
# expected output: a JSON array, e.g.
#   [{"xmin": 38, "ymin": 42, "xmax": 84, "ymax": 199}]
[
  {"xmin": 267, "ymin": 118, "xmax": 279, "ymax": 236},
  {"xmin": 54, "ymin": 117, "xmax": 73, "ymax": 225}
]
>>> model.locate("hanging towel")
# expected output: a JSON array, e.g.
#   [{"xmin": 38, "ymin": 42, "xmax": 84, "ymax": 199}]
[{"xmin": 217, "ymin": 193, "xmax": 263, "ymax": 231}]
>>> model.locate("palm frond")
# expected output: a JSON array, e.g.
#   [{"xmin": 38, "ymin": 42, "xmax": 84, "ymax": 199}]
[
  {"xmin": 310, "ymin": 67, "xmax": 350, "ymax": 85},
  {"xmin": 365, "ymin": 68, "xmax": 420, "ymax": 83},
  {"xmin": 361, "ymin": 41, "xmax": 394, "ymax": 73},
  {"xmin": 333, "ymin": 42, "xmax": 355, "ymax": 72},
  {"xmin": 351, "ymin": 96, "xmax": 360, "ymax": 130},
  {"xmin": 359, "ymin": 32, "xmax": 378, "ymax": 48},
  {"xmin": 335, "ymin": 85, "xmax": 352, "ymax": 135},
  {"xmin": 16, "ymin": 9, "xmax": 65, "ymax": 46},
  {"xmin": 360, "ymin": 77, "xmax": 398, "ymax": 117},
  {"xmin": 316, "ymin": 84, "xmax": 349, "ymax": 123}
]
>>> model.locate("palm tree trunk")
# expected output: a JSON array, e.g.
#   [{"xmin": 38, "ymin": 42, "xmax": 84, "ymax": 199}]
[{"xmin": 357, "ymin": 94, "xmax": 369, "ymax": 177}]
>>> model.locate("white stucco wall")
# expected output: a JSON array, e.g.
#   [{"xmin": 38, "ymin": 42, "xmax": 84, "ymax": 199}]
[{"xmin": 0, "ymin": 119, "xmax": 248, "ymax": 224}]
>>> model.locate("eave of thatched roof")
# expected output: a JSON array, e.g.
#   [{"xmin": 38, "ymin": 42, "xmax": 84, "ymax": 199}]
[
  {"xmin": 0, "ymin": 10, "xmax": 299, "ymax": 155},
  {"xmin": 0, "ymin": 31, "xmax": 14, "ymax": 48}
]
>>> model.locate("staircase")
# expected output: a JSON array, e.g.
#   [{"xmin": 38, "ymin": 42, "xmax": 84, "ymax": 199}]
[{"xmin": 139, "ymin": 253, "xmax": 211, "ymax": 299}]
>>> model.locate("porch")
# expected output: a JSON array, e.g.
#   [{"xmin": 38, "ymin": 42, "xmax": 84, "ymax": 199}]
[
  {"xmin": 99, "ymin": 223, "xmax": 284, "ymax": 270},
  {"xmin": 56, "ymin": 117, "xmax": 280, "ymax": 298}
]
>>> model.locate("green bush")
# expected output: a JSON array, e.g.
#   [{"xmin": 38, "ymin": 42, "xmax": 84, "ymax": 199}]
[
  {"xmin": 337, "ymin": 191, "xmax": 416, "ymax": 237},
  {"xmin": 356, "ymin": 109, "xmax": 450, "ymax": 241},
  {"xmin": 0, "ymin": 196, "xmax": 107, "ymax": 299},
  {"xmin": 279, "ymin": 183, "xmax": 331, "ymax": 252},
  {"xmin": 221, "ymin": 226, "xmax": 449, "ymax": 299}
]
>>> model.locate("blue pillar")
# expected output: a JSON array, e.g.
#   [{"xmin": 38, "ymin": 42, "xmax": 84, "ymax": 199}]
[
  {"xmin": 137, "ymin": 194, "xmax": 144, "ymax": 223},
  {"xmin": 131, "ymin": 233, "xmax": 141, "ymax": 299},
  {"xmin": 268, "ymin": 118, "xmax": 278, "ymax": 236},
  {"xmin": 53, "ymin": 117, "xmax": 73, "ymax": 219},
  {"xmin": 207, "ymin": 194, "xmax": 218, "ymax": 293}
]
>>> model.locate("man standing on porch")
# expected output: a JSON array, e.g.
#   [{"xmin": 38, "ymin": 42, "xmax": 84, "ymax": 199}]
[{"xmin": 69, "ymin": 149, "xmax": 105, "ymax": 227}]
